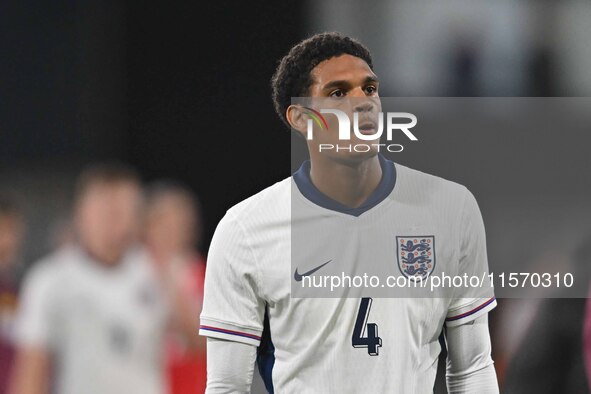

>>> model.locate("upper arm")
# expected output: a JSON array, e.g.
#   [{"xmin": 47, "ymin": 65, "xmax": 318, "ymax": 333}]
[
  {"xmin": 205, "ymin": 337, "xmax": 257, "ymax": 394},
  {"xmin": 11, "ymin": 264, "xmax": 57, "ymax": 394},
  {"xmin": 14, "ymin": 264, "xmax": 58, "ymax": 350},
  {"xmin": 445, "ymin": 314, "xmax": 494, "ymax": 375},
  {"xmin": 444, "ymin": 315, "xmax": 499, "ymax": 393},
  {"xmin": 446, "ymin": 189, "xmax": 496, "ymax": 327},
  {"xmin": 199, "ymin": 212, "xmax": 266, "ymax": 347}
]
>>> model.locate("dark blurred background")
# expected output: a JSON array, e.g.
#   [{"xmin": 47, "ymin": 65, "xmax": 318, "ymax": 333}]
[
  {"xmin": 1, "ymin": 1, "xmax": 302, "ymax": 262},
  {"xmin": 2, "ymin": 1, "xmax": 591, "ymax": 393}
]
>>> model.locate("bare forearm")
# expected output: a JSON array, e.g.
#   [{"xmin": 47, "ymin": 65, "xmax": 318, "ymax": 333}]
[{"xmin": 10, "ymin": 347, "xmax": 50, "ymax": 394}]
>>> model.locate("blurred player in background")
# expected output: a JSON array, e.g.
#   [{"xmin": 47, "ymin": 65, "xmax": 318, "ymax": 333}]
[
  {"xmin": 0, "ymin": 193, "xmax": 26, "ymax": 393},
  {"xmin": 11, "ymin": 163, "xmax": 169, "ymax": 394},
  {"xmin": 144, "ymin": 181, "xmax": 206, "ymax": 394}
]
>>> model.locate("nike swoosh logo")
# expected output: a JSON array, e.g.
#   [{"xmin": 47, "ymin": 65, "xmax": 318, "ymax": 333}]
[{"xmin": 294, "ymin": 260, "xmax": 333, "ymax": 282}]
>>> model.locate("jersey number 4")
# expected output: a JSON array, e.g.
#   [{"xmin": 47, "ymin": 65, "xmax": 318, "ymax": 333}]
[{"xmin": 352, "ymin": 297, "xmax": 382, "ymax": 356}]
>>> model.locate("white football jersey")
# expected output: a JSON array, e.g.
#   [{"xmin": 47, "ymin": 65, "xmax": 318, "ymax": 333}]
[
  {"xmin": 200, "ymin": 155, "xmax": 496, "ymax": 393},
  {"xmin": 15, "ymin": 245, "xmax": 169, "ymax": 394}
]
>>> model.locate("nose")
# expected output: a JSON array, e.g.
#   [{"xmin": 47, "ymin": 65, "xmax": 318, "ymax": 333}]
[{"xmin": 353, "ymin": 98, "xmax": 375, "ymax": 113}]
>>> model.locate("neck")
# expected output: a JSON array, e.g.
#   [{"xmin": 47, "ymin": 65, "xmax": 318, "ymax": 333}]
[
  {"xmin": 309, "ymin": 154, "xmax": 382, "ymax": 208},
  {"xmin": 148, "ymin": 245, "xmax": 191, "ymax": 265},
  {"xmin": 80, "ymin": 242, "xmax": 124, "ymax": 267}
]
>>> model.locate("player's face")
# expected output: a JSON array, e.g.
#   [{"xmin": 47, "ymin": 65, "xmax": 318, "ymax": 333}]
[
  {"xmin": 294, "ymin": 54, "xmax": 382, "ymax": 163},
  {"xmin": 144, "ymin": 194, "xmax": 196, "ymax": 256},
  {"xmin": 76, "ymin": 181, "xmax": 141, "ymax": 265},
  {"xmin": 0, "ymin": 213, "xmax": 24, "ymax": 268}
]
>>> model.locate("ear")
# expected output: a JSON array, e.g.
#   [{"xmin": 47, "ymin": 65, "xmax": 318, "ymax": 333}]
[{"xmin": 286, "ymin": 105, "xmax": 309, "ymax": 137}]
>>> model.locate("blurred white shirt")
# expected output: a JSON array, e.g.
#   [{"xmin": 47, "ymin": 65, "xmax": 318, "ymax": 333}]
[{"xmin": 15, "ymin": 244, "xmax": 169, "ymax": 394}]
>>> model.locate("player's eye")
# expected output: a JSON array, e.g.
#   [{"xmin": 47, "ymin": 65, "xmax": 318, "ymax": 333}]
[
  {"xmin": 365, "ymin": 85, "xmax": 378, "ymax": 95},
  {"xmin": 329, "ymin": 89, "xmax": 345, "ymax": 98}
]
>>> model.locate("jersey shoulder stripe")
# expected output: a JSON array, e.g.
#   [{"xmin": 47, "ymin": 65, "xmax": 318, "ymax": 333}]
[
  {"xmin": 199, "ymin": 325, "xmax": 262, "ymax": 340},
  {"xmin": 446, "ymin": 297, "xmax": 497, "ymax": 326}
]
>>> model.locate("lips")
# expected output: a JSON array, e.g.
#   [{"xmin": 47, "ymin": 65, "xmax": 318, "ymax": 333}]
[{"xmin": 357, "ymin": 121, "xmax": 377, "ymax": 135}]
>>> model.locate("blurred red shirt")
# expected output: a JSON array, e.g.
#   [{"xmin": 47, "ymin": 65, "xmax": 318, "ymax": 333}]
[
  {"xmin": 0, "ymin": 274, "xmax": 18, "ymax": 393},
  {"xmin": 166, "ymin": 257, "xmax": 207, "ymax": 394}
]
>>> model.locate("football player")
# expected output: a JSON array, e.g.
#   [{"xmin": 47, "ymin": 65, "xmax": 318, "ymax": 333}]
[{"xmin": 200, "ymin": 32, "xmax": 498, "ymax": 393}]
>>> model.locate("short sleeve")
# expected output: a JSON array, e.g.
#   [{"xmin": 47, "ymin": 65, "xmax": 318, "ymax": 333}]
[
  {"xmin": 446, "ymin": 189, "xmax": 496, "ymax": 327},
  {"xmin": 199, "ymin": 212, "xmax": 265, "ymax": 346},
  {"xmin": 14, "ymin": 263, "xmax": 59, "ymax": 349}
]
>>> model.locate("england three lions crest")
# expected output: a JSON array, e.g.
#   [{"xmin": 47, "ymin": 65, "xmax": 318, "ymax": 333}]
[{"xmin": 396, "ymin": 236, "xmax": 436, "ymax": 281}]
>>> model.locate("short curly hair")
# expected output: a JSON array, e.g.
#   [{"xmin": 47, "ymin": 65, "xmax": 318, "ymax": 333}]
[{"xmin": 271, "ymin": 32, "xmax": 373, "ymax": 128}]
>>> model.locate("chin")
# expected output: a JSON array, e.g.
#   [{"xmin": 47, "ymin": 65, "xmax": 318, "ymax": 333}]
[{"xmin": 324, "ymin": 148, "xmax": 378, "ymax": 165}]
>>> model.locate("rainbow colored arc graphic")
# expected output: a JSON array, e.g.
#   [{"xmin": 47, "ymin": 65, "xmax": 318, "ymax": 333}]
[{"xmin": 302, "ymin": 107, "xmax": 329, "ymax": 130}]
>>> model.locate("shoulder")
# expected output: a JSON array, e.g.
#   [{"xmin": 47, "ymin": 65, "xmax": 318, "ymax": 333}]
[
  {"xmin": 223, "ymin": 177, "xmax": 291, "ymax": 228},
  {"xmin": 394, "ymin": 163, "xmax": 468, "ymax": 196},
  {"xmin": 24, "ymin": 247, "xmax": 78, "ymax": 285},
  {"xmin": 393, "ymin": 163, "xmax": 473, "ymax": 206},
  {"xmin": 19, "ymin": 247, "xmax": 82, "ymax": 303}
]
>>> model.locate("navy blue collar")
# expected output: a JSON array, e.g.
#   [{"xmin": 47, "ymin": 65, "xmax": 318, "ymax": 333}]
[{"xmin": 293, "ymin": 155, "xmax": 396, "ymax": 217}]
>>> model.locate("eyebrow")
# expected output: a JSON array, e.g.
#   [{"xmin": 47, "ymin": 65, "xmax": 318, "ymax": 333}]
[{"xmin": 321, "ymin": 75, "xmax": 379, "ymax": 91}]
